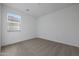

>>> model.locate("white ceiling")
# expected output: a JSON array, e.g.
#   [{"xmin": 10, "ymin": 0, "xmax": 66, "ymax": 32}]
[{"xmin": 4, "ymin": 3, "xmax": 74, "ymax": 18}]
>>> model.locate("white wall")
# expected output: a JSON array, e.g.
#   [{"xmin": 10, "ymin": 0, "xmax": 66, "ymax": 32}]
[
  {"xmin": 0, "ymin": 4, "xmax": 2, "ymax": 52},
  {"xmin": 37, "ymin": 5, "xmax": 79, "ymax": 47},
  {"xmin": 2, "ymin": 5, "xmax": 36, "ymax": 46}
]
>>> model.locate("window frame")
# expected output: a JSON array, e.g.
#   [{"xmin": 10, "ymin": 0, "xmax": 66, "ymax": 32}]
[{"xmin": 7, "ymin": 12, "xmax": 21, "ymax": 32}]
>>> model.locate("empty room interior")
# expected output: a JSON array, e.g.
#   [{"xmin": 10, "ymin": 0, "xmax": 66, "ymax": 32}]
[{"xmin": 0, "ymin": 3, "xmax": 79, "ymax": 56}]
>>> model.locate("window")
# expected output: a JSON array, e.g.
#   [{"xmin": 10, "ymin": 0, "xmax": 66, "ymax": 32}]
[{"xmin": 7, "ymin": 13, "xmax": 21, "ymax": 32}]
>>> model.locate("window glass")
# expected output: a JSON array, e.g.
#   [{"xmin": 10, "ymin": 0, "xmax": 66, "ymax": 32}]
[{"xmin": 7, "ymin": 13, "xmax": 21, "ymax": 32}]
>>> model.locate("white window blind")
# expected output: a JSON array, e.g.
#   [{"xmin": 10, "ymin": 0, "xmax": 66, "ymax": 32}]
[{"xmin": 7, "ymin": 13, "xmax": 21, "ymax": 32}]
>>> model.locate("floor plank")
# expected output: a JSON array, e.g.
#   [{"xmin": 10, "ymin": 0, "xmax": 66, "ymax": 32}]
[{"xmin": 1, "ymin": 38, "xmax": 79, "ymax": 56}]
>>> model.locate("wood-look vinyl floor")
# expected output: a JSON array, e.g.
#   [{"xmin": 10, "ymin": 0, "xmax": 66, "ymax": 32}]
[{"xmin": 1, "ymin": 38, "xmax": 79, "ymax": 56}]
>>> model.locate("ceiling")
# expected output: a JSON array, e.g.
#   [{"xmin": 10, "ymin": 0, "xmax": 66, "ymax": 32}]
[{"xmin": 4, "ymin": 3, "xmax": 75, "ymax": 18}]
